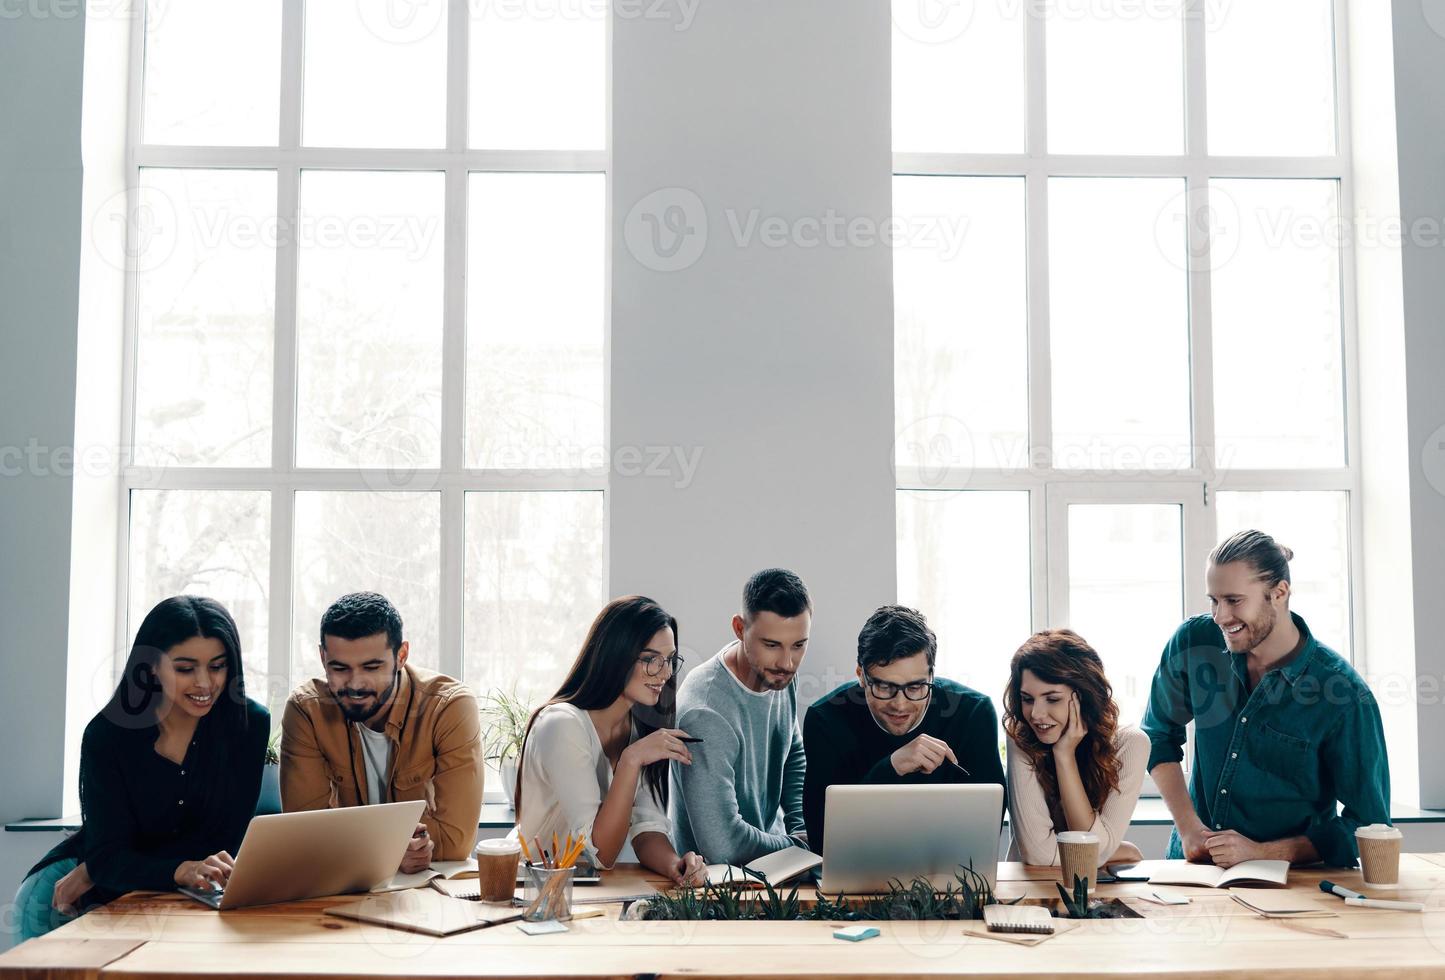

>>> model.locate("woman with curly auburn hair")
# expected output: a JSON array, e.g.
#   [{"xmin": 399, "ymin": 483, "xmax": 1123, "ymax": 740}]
[{"xmin": 1002, "ymin": 629, "xmax": 1148, "ymax": 867}]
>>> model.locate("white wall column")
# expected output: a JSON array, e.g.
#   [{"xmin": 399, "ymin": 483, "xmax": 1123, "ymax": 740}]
[{"xmin": 609, "ymin": 0, "xmax": 897, "ymax": 700}]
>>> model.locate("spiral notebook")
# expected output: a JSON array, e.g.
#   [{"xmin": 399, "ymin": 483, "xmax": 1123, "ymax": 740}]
[{"xmin": 983, "ymin": 904, "xmax": 1055, "ymax": 935}]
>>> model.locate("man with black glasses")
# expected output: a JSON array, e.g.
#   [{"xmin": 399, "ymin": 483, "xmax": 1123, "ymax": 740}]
[{"xmin": 802, "ymin": 605, "xmax": 1006, "ymax": 853}]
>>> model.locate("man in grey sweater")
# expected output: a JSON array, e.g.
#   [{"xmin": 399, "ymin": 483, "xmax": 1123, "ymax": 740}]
[{"xmin": 670, "ymin": 569, "xmax": 811, "ymax": 866}]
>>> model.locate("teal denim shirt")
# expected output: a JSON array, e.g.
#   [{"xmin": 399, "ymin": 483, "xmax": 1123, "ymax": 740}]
[{"xmin": 1141, "ymin": 613, "xmax": 1390, "ymax": 868}]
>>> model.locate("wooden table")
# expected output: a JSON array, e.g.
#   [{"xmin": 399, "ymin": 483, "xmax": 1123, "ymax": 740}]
[{"xmin": 6, "ymin": 856, "xmax": 1445, "ymax": 979}]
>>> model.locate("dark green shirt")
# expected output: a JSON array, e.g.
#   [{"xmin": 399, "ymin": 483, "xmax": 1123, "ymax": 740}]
[
  {"xmin": 1141, "ymin": 613, "xmax": 1390, "ymax": 867},
  {"xmin": 802, "ymin": 677, "xmax": 1006, "ymax": 853}
]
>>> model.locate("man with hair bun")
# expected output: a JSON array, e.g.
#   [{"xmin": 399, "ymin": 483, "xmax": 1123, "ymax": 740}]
[{"xmin": 1142, "ymin": 530, "xmax": 1391, "ymax": 868}]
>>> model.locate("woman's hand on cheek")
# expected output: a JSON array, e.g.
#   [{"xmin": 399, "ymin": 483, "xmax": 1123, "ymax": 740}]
[{"xmin": 1054, "ymin": 691, "xmax": 1086, "ymax": 756}]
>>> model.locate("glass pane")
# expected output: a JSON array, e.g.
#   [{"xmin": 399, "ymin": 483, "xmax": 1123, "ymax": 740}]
[
  {"xmin": 295, "ymin": 171, "xmax": 444, "ymax": 469},
  {"xmin": 897, "ymin": 490, "xmax": 1032, "ymax": 723},
  {"xmin": 464, "ymin": 492, "xmax": 606, "ymax": 705},
  {"xmin": 1067, "ymin": 503, "xmax": 1183, "ymax": 726},
  {"xmin": 1211, "ymin": 179, "xmax": 1344, "ymax": 469},
  {"xmin": 1206, "ymin": 0, "xmax": 1336, "ymax": 156},
  {"xmin": 467, "ymin": 174, "xmax": 604, "ymax": 470},
  {"xmin": 128, "ymin": 490, "xmax": 271, "ymax": 692},
  {"xmin": 291, "ymin": 492, "xmax": 440, "ymax": 683},
  {"xmin": 133, "ymin": 169, "xmax": 276, "ymax": 468},
  {"xmin": 1049, "ymin": 179, "xmax": 1191, "ymax": 470},
  {"xmin": 469, "ymin": 2, "xmax": 604, "ymax": 150},
  {"xmin": 1214, "ymin": 491, "xmax": 1351, "ymax": 657},
  {"xmin": 303, "ymin": 0, "xmax": 447, "ymax": 148},
  {"xmin": 143, "ymin": 0, "xmax": 282, "ymax": 145},
  {"xmin": 892, "ymin": 0, "xmax": 1025, "ymax": 153},
  {"xmin": 894, "ymin": 176, "xmax": 1028, "ymax": 473},
  {"xmin": 1046, "ymin": 0, "xmax": 1185, "ymax": 154}
]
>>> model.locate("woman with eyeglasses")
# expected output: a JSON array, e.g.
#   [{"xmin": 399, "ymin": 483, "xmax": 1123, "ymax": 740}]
[
  {"xmin": 801, "ymin": 605, "xmax": 1007, "ymax": 853},
  {"xmin": 513, "ymin": 596, "xmax": 706, "ymax": 885},
  {"xmin": 1002, "ymin": 629, "xmax": 1148, "ymax": 868}
]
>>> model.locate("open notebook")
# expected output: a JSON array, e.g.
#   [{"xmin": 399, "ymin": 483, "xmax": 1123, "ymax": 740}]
[
  {"xmin": 371, "ymin": 859, "xmax": 478, "ymax": 893},
  {"xmin": 705, "ymin": 846, "xmax": 822, "ymax": 888},
  {"xmin": 1146, "ymin": 859, "xmax": 1289, "ymax": 889}
]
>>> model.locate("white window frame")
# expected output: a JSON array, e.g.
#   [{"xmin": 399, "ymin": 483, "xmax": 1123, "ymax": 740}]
[
  {"xmin": 894, "ymin": 0, "xmax": 1364, "ymax": 657},
  {"xmin": 113, "ymin": 0, "xmax": 612, "ymax": 719}
]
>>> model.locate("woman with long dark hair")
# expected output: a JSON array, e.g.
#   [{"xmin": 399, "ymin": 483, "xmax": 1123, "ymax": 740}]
[
  {"xmin": 12, "ymin": 596, "xmax": 269, "ymax": 942},
  {"xmin": 514, "ymin": 596, "xmax": 705, "ymax": 885},
  {"xmin": 1002, "ymin": 629, "xmax": 1147, "ymax": 867}
]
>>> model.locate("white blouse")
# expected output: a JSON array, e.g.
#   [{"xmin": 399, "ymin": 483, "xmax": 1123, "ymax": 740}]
[
  {"xmin": 1006, "ymin": 724, "xmax": 1150, "ymax": 866},
  {"xmin": 515, "ymin": 703, "xmax": 671, "ymax": 869}
]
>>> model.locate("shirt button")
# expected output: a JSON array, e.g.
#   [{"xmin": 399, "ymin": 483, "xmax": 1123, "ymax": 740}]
[
  {"xmin": 1231, "ymin": 753, "xmax": 1237, "ymax": 759},
  {"xmin": 1216, "ymin": 824, "xmax": 1222, "ymax": 830},
  {"xmin": 1241, "ymin": 716, "xmax": 1247, "ymax": 724},
  {"xmin": 178, "ymin": 800, "xmax": 184, "ymax": 806},
  {"xmin": 1221, "ymin": 789, "xmax": 1228, "ymax": 794}
]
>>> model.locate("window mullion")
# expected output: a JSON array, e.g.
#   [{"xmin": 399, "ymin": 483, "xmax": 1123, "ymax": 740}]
[
  {"xmin": 113, "ymin": 0, "xmax": 148, "ymax": 667},
  {"xmin": 439, "ymin": 485, "xmax": 465, "ymax": 682},
  {"xmin": 279, "ymin": 0, "xmax": 303, "ymax": 150},
  {"xmin": 1334, "ymin": 0, "xmax": 1367, "ymax": 667},
  {"xmin": 438, "ymin": 0, "xmax": 471, "ymax": 681},
  {"xmin": 266, "ymin": 0, "xmax": 303, "ymax": 704},
  {"xmin": 266, "ymin": 160, "xmax": 299, "ymax": 706}
]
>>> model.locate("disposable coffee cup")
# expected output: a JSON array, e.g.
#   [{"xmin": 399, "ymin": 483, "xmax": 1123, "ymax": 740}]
[
  {"xmin": 1057, "ymin": 830, "xmax": 1100, "ymax": 892},
  {"xmin": 1355, "ymin": 824, "xmax": 1403, "ymax": 888},
  {"xmin": 475, "ymin": 838, "xmax": 523, "ymax": 903}
]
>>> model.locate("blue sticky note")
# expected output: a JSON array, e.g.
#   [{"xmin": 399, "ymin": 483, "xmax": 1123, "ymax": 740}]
[
  {"xmin": 833, "ymin": 925, "xmax": 880, "ymax": 942},
  {"xmin": 517, "ymin": 919, "xmax": 570, "ymax": 936}
]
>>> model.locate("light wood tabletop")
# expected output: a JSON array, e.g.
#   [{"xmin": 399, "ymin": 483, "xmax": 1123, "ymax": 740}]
[{"xmin": 6, "ymin": 856, "xmax": 1445, "ymax": 979}]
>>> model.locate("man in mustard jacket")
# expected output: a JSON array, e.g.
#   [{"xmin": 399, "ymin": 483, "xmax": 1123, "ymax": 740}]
[{"xmin": 281, "ymin": 592, "xmax": 483, "ymax": 873}]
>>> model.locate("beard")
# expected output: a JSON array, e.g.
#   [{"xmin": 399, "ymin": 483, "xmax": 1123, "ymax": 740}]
[
  {"xmin": 336, "ymin": 667, "xmax": 399, "ymax": 723},
  {"xmin": 1233, "ymin": 605, "xmax": 1277, "ymax": 652}
]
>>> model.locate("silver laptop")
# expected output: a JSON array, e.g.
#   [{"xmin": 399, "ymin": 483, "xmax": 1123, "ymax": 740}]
[
  {"xmin": 181, "ymin": 800, "xmax": 426, "ymax": 910},
  {"xmin": 818, "ymin": 784, "xmax": 1003, "ymax": 894}
]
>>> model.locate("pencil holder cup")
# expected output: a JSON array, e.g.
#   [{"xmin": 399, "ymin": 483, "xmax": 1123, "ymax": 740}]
[{"xmin": 523, "ymin": 865, "xmax": 575, "ymax": 921}]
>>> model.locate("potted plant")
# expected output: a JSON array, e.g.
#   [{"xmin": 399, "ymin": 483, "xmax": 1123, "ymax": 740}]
[
  {"xmin": 631, "ymin": 864, "xmax": 1011, "ymax": 921},
  {"xmin": 256, "ymin": 722, "xmax": 282, "ymax": 816},
  {"xmin": 480, "ymin": 689, "xmax": 532, "ymax": 808}
]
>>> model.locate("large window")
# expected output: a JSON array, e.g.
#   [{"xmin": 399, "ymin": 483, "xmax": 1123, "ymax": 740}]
[
  {"xmin": 893, "ymin": 0, "xmax": 1358, "ymax": 728},
  {"xmin": 120, "ymin": 0, "xmax": 608, "ymax": 730}
]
